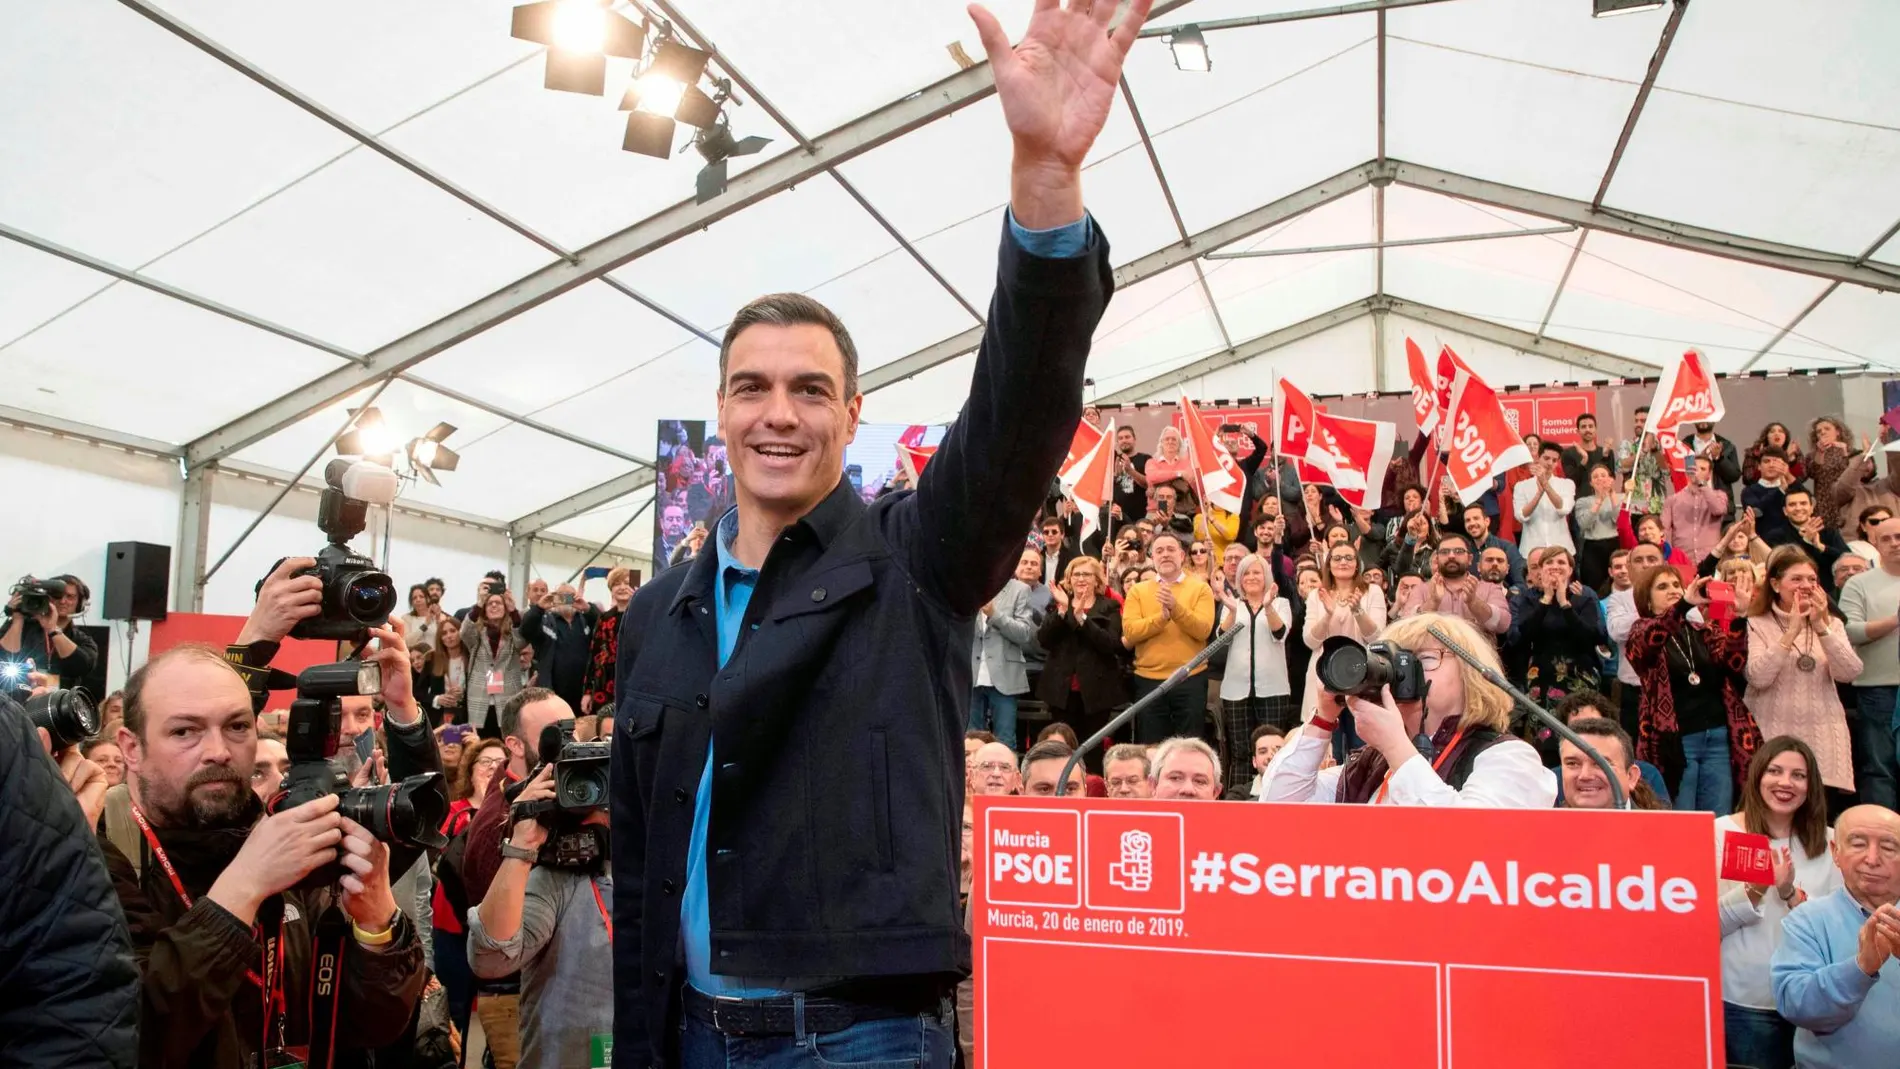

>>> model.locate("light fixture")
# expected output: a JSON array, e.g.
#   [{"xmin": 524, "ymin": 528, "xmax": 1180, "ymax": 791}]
[
  {"xmin": 621, "ymin": 111, "xmax": 678, "ymax": 159},
  {"xmin": 511, "ymin": 0, "xmax": 646, "ymax": 96},
  {"xmin": 617, "ymin": 74, "xmax": 721, "ymax": 128},
  {"xmin": 336, "ymin": 408, "xmax": 397, "ymax": 465},
  {"xmin": 406, "ymin": 423, "xmax": 461, "ymax": 486},
  {"xmin": 1592, "ymin": 0, "xmax": 1667, "ymax": 16},
  {"xmin": 1168, "ymin": 24, "xmax": 1210, "ymax": 72},
  {"xmin": 693, "ymin": 121, "xmax": 772, "ymax": 203}
]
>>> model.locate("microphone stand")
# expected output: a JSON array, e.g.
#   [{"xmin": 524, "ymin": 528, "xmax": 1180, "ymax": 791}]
[
  {"xmin": 1426, "ymin": 625, "xmax": 1627, "ymax": 810},
  {"xmin": 1053, "ymin": 622, "xmax": 1245, "ymax": 795}
]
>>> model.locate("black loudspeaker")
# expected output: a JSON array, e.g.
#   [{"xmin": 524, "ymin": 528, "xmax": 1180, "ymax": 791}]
[{"xmin": 104, "ymin": 541, "xmax": 170, "ymax": 621}]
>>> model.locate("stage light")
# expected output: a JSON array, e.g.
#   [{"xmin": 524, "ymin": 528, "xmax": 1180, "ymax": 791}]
[
  {"xmin": 1592, "ymin": 0, "xmax": 1666, "ymax": 15},
  {"xmin": 1168, "ymin": 25, "xmax": 1210, "ymax": 72},
  {"xmin": 337, "ymin": 408, "xmax": 397, "ymax": 465},
  {"xmin": 693, "ymin": 121, "xmax": 771, "ymax": 204},
  {"xmin": 628, "ymin": 72, "xmax": 685, "ymax": 118},
  {"xmin": 407, "ymin": 423, "xmax": 460, "ymax": 486},
  {"xmin": 511, "ymin": 0, "xmax": 647, "ymax": 96}
]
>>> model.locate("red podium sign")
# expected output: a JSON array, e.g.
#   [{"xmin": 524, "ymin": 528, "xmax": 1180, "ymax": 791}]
[{"xmin": 972, "ymin": 798, "xmax": 1721, "ymax": 1069}]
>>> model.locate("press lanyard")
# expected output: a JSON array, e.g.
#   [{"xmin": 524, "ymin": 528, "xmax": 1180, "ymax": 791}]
[
  {"xmin": 1373, "ymin": 724, "xmax": 1468, "ymax": 804},
  {"xmin": 590, "ymin": 878, "xmax": 612, "ymax": 940},
  {"xmin": 129, "ymin": 802, "xmax": 286, "ymax": 1055}
]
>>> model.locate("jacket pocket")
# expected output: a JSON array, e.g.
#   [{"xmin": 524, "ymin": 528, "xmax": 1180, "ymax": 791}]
[
  {"xmin": 869, "ymin": 728, "xmax": 894, "ymax": 872},
  {"xmin": 623, "ymin": 695, "xmax": 666, "ymax": 739},
  {"xmin": 770, "ymin": 560, "xmax": 876, "ymax": 623}
]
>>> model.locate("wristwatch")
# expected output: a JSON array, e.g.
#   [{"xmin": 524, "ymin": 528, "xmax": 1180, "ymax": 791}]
[{"xmin": 501, "ymin": 839, "xmax": 538, "ymax": 863}]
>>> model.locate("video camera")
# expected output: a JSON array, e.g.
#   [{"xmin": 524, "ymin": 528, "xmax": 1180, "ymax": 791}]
[
  {"xmin": 267, "ymin": 658, "xmax": 448, "ymax": 888},
  {"xmin": 1315, "ymin": 636, "xmax": 1429, "ymax": 704},
  {"xmin": 9, "ymin": 575, "xmax": 68, "ymax": 619},
  {"xmin": 507, "ymin": 719, "xmax": 610, "ymax": 869},
  {"xmin": 263, "ymin": 459, "xmax": 399, "ymax": 643}
]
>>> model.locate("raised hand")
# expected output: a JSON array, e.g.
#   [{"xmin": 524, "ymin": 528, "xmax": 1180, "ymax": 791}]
[{"xmin": 970, "ymin": 0, "xmax": 1155, "ymax": 228}]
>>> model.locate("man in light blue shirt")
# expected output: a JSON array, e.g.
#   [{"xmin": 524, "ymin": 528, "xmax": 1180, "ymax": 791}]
[{"xmin": 1772, "ymin": 805, "xmax": 1900, "ymax": 1068}]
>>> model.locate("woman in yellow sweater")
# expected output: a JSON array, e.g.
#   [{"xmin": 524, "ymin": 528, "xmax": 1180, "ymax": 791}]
[{"xmin": 1122, "ymin": 530, "xmax": 1218, "ymax": 743}]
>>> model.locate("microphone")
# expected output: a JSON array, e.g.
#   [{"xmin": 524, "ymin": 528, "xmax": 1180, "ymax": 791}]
[
  {"xmin": 1052, "ymin": 623, "xmax": 1245, "ymax": 797},
  {"xmin": 1425, "ymin": 625, "xmax": 1627, "ymax": 810}
]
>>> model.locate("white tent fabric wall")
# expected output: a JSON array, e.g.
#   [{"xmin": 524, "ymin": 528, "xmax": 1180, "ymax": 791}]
[{"xmin": 2, "ymin": 0, "xmax": 1897, "ymax": 570}]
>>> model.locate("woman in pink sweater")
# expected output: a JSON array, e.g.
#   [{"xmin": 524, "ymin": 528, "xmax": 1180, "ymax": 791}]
[{"xmin": 1742, "ymin": 547, "xmax": 1861, "ymax": 796}]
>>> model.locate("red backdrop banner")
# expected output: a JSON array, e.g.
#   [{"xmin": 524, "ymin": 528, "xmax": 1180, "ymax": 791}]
[
  {"xmin": 1495, "ymin": 390, "xmax": 1596, "ymax": 446},
  {"xmin": 972, "ymin": 797, "xmax": 1721, "ymax": 1069},
  {"xmin": 147, "ymin": 613, "xmax": 340, "ymax": 711}
]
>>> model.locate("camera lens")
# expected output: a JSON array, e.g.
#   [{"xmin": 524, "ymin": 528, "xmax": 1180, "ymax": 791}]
[
  {"xmin": 559, "ymin": 764, "xmax": 609, "ymax": 809},
  {"xmin": 1315, "ymin": 635, "xmax": 1391, "ymax": 699},
  {"xmin": 341, "ymin": 571, "xmax": 397, "ymax": 624},
  {"xmin": 25, "ymin": 689, "xmax": 99, "ymax": 750},
  {"xmin": 338, "ymin": 772, "xmax": 449, "ymax": 850}
]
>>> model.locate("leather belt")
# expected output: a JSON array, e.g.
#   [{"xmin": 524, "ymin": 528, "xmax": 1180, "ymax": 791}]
[{"xmin": 682, "ymin": 979, "xmax": 949, "ymax": 1037}]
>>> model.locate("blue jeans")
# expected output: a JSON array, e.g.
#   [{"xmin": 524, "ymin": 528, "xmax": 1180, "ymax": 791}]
[
  {"xmin": 1677, "ymin": 726, "xmax": 1733, "ymax": 815},
  {"xmin": 680, "ymin": 1005, "xmax": 954, "ymax": 1068},
  {"xmin": 968, "ymin": 687, "xmax": 1018, "ymax": 750},
  {"xmin": 1852, "ymin": 685, "xmax": 1900, "ymax": 811},
  {"xmin": 1723, "ymin": 1002, "xmax": 1794, "ymax": 1069}
]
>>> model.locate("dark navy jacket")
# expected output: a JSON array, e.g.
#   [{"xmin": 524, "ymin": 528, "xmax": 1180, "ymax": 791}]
[{"xmin": 610, "ymin": 219, "xmax": 1114, "ymax": 1067}]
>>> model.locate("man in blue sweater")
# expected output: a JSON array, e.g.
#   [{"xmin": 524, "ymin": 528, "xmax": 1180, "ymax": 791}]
[{"xmin": 1772, "ymin": 805, "xmax": 1900, "ymax": 1068}]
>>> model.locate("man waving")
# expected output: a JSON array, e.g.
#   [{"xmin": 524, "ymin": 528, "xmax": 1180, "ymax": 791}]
[{"xmin": 610, "ymin": 2, "xmax": 1152, "ymax": 1066}]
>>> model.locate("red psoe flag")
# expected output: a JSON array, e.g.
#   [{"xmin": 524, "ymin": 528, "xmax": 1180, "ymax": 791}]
[
  {"xmin": 1406, "ymin": 337, "xmax": 1442, "ymax": 436},
  {"xmin": 896, "ymin": 443, "xmax": 937, "ymax": 484},
  {"xmin": 1178, "ymin": 393, "xmax": 1245, "ymax": 514},
  {"xmin": 1274, "ymin": 378, "xmax": 1333, "ymax": 487},
  {"xmin": 1308, "ymin": 412, "xmax": 1398, "ymax": 510},
  {"xmin": 1644, "ymin": 349, "xmax": 1724, "ymax": 437},
  {"xmin": 1058, "ymin": 418, "xmax": 1115, "ymax": 542},
  {"xmin": 1443, "ymin": 361, "xmax": 1534, "ymax": 506}
]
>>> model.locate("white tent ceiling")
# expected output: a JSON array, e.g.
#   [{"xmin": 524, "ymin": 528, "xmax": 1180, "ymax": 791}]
[{"xmin": 4, "ymin": 0, "xmax": 1898, "ymax": 554}]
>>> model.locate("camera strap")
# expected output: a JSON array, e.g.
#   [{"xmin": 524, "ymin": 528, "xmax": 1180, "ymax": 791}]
[
  {"xmin": 304, "ymin": 904, "xmax": 351, "ymax": 1069},
  {"xmin": 1372, "ymin": 723, "xmax": 1467, "ymax": 804},
  {"xmin": 590, "ymin": 877, "xmax": 613, "ymax": 940}
]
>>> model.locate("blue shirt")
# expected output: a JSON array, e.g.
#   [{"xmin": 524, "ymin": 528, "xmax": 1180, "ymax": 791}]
[
  {"xmin": 1771, "ymin": 887, "xmax": 1900, "ymax": 1068},
  {"xmin": 679, "ymin": 210, "xmax": 1092, "ymax": 997}
]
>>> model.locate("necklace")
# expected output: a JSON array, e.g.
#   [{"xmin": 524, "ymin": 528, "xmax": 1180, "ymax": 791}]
[
  {"xmin": 1795, "ymin": 626, "xmax": 1818, "ymax": 672},
  {"xmin": 1668, "ymin": 631, "xmax": 1701, "ymax": 686}
]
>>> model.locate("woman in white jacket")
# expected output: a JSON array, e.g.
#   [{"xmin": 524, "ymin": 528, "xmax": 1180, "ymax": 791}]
[
  {"xmin": 1215, "ymin": 553, "xmax": 1292, "ymax": 795},
  {"xmin": 1714, "ymin": 736, "xmax": 1840, "ymax": 1069}
]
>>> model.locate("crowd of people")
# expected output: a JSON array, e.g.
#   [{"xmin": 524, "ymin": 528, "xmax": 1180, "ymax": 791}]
[{"xmin": 938, "ymin": 407, "xmax": 1900, "ymax": 1069}]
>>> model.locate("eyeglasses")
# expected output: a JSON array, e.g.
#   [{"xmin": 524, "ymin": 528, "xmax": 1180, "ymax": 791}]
[
  {"xmin": 974, "ymin": 761, "xmax": 1015, "ymax": 775},
  {"xmin": 1416, "ymin": 650, "xmax": 1445, "ymax": 670},
  {"xmin": 1191, "ymin": 548, "xmax": 1210, "ymax": 556},
  {"xmin": 474, "ymin": 755, "xmax": 506, "ymax": 770},
  {"xmin": 1436, "ymin": 546, "xmax": 1469, "ymax": 556}
]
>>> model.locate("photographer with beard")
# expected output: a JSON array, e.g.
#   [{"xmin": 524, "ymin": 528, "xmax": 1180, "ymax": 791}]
[
  {"xmin": 96, "ymin": 607, "xmax": 430, "ymax": 1066},
  {"xmin": 2, "ymin": 574, "xmax": 98, "ymax": 684}
]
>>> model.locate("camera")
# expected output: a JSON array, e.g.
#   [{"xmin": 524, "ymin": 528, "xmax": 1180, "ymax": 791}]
[
  {"xmin": 1316, "ymin": 636, "xmax": 1429, "ymax": 703},
  {"xmin": 507, "ymin": 720, "xmax": 610, "ymax": 868},
  {"xmin": 4, "ymin": 659, "xmax": 99, "ymax": 749},
  {"xmin": 268, "ymin": 659, "xmax": 448, "ymax": 887},
  {"xmin": 264, "ymin": 459, "xmax": 398, "ymax": 642},
  {"xmin": 9, "ymin": 575, "xmax": 68, "ymax": 620}
]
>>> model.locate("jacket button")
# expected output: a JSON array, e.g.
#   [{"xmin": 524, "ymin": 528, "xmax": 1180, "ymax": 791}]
[
  {"xmin": 695, "ymin": 693, "xmax": 709, "ymax": 708},
  {"xmin": 653, "ymin": 970, "xmax": 665, "ymax": 984},
  {"xmin": 811, "ymin": 587, "xmax": 826, "ymax": 603},
  {"xmin": 662, "ymin": 879, "xmax": 676, "ymax": 895},
  {"xmin": 674, "ymin": 788, "xmax": 689, "ymax": 804}
]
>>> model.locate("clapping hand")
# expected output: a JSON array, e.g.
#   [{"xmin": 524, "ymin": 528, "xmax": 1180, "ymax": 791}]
[{"xmin": 1156, "ymin": 581, "xmax": 1177, "ymax": 617}]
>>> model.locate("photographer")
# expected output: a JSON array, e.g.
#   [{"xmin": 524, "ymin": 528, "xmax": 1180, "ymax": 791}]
[
  {"xmin": 520, "ymin": 583, "xmax": 597, "ymax": 714},
  {"xmin": 466, "ymin": 753, "xmax": 612, "ymax": 1069},
  {"xmin": 2, "ymin": 574, "xmax": 97, "ymax": 683},
  {"xmin": 0, "ymin": 692, "xmax": 138, "ymax": 1068},
  {"xmin": 1261, "ymin": 613, "xmax": 1556, "ymax": 807},
  {"xmin": 97, "ymin": 644, "xmax": 425, "ymax": 1068}
]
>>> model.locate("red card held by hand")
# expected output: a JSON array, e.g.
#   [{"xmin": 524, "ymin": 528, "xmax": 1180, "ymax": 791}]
[{"xmin": 1720, "ymin": 831, "xmax": 1774, "ymax": 886}]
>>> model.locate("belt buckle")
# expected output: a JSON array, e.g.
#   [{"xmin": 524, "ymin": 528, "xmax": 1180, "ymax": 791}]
[{"xmin": 710, "ymin": 995, "xmax": 750, "ymax": 1036}]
